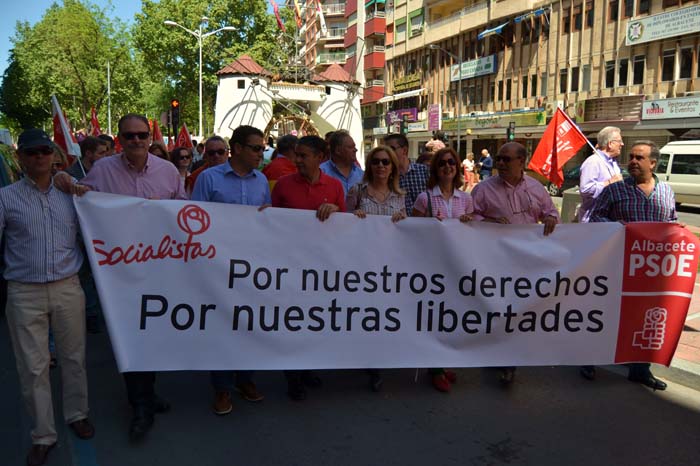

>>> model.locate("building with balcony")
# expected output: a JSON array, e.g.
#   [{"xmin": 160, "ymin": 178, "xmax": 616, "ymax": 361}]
[{"xmin": 382, "ymin": 0, "xmax": 700, "ymax": 160}]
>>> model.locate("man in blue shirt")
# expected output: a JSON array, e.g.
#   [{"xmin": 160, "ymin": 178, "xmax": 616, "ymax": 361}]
[
  {"xmin": 191, "ymin": 125, "xmax": 270, "ymax": 415},
  {"xmin": 321, "ymin": 130, "xmax": 363, "ymax": 194},
  {"xmin": 478, "ymin": 148, "xmax": 493, "ymax": 180},
  {"xmin": 0, "ymin": 129, "xmax": 94, "ymax": 466}
]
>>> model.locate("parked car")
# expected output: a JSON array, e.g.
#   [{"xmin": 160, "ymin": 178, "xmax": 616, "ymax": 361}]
[{"xmin": 657, "ymin": 140, "xmax": 700, "ymax": 207}]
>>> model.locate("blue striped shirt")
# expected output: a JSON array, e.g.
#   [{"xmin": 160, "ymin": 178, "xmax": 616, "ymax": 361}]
[
  {"xmin": 589, "ymin": 176, "xmax": 677, "ymax": 223},
  {"xmin": 0, "ymin": 178, "xmax": 83, "ymax": 283}
]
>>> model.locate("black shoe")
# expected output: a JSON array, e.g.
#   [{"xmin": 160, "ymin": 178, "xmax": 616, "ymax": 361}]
[
  {"xmin": 500, "ymin": 368, "xmax": 515, "ymax": 386},
  {"xmin": 580, "ymin": 366, "xmax": 596, "ymax": 381},
  {"xmin": 628, "ymin": 373, "xmax": 667, "ymax": 391},
  {"xmin": 153, "ymin": 395, "xmax": 171, "ymax": 413},
  {"xmin": 369, "ymin": 373, "xmax": 383, "ymax": 392},
  {"xmin": 302, "ymin": 371, "xmax": 322, "ymax": 388},
  {"xmin": 129, "ymin": 407, "xmax": 154, "ymax": 441},
  {"xmin": 287, "ymin": 378, "xmax": 307, "ymax": 401}
]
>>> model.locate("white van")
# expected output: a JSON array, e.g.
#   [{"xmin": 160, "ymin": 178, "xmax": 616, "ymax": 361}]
[{"xmin": 657, "ymin": 141, "xmax": 700, "ymax": 206}]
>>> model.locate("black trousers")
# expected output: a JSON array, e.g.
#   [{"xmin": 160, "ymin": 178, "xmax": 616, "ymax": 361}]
[{"xmin": 124, "ymin": 371, "xmax": 156, "ymax": 413}]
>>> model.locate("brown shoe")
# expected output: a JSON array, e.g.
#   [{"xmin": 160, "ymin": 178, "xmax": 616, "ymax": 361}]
[
  {"xmin": 213, "ymin": 391, "xmax": 233, "ymax": 415},
  {"xmin": 69, "ymin": 418, "xmax": 95, "ymax": 439},
  {"xmin": 27, "ymin": 443, "xmax": 55, "ymax": 466},
  {"xmin": 235, "ymin": 382, "xmax": 265, "ymax": 402}
]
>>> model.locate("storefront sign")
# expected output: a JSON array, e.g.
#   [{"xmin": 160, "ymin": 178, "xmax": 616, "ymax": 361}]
[
  {"xmin": 386, "ymin": 108, "xmax": 418, "ymax": 125},
  {"xmin": 372, "ymin": 127, "xmax": 388, "ymax": 135},
  {"xmin": 450, "ymin": 55, "xmax": 497, "ymax": 82},
  {"xmin": 428, "ymin": 104, "xmax": 441, "ymax": 131},
  {"xmin": 407, "ymin": 121, "xmax": 427, "ymax": 132},
  {"xmin": 642, "ymin": 96, "xmax": 700, "ymax": 120},
  {"xmin": 393, "ymin": 72, "xmax": 422, "ymax": 92},
  {"xmin": 442, "ymin": 111, "xmax": 546, "ymax": 131},
  {"xmin": 626, "ymin": 5, "xmax": 700, "ymax": 46}
]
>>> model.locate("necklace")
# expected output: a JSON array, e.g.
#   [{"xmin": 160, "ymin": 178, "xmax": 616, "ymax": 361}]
[{"xmin": 368, "ymin": 184, "xmax": 390, "ymax": 202}]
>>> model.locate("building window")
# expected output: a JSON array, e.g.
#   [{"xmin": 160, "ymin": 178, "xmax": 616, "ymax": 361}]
[
  {"xmin": 573, "ymin": 5, "xmax": 582, "ymax": 31},
  {"xmin": 582, "ymin": 65, "xmax": 591, "ymax": 91},
  {"xmin": 663, "ymin": 0, "xmax": 692, "ymax": 7},
  {"xmin": 633, "ymin": 55, "xmax": 645, "ymax": 84},
  {"xmin": 618, "ymin": 58, "xmax": 628, "ymax": 86},
  {"xmin": 638, "ymin": 0, "xmax": 650, "ymax": 14},
  {"xmin": 542, "ymin": 17, "xmax": 550, "ymax": 38},
  {"xmin": 506, "ymin": 78, "xmax": 512, "ymax": 100},
  {"xmin": 497, "ymin": 80, "xmax": 503, "ymax": 100},
  {"xmin": 522, "ymin": 75, "xmax": 528, "ymax": 99},
  {"xmin": 609, "ymin": 1, "xmax": 619, "ymax": 21},
  {"xmin": 586, "ymin": 2, "xmax": 594, "ymax": 28},
  {"xmin": 522, "ymin": 19, "xmax": 532, "ymax": 45},
  {"xmin": 605, "ymin": 60, "xmax": 615, "ymax": 87},
  {"xmin": 563, "ymin": 8, "xmax": 571, "ymax": 33},
  {"xmin": 238, "ymin": 80, "xmax": 245, "ymax": 89},
  {"xmin": 623, "ymin": 0, "xmax": 634, "ymax": 17},
  {"xmin": 531, "ymin": 74, "xmax": 538, "ymax": 97},
  {"xmin": 475, "ymin": 84, "xmax": 483, "ymax": 105},
  {"xmin": 571, "ymin": 66, "xmax": 580, "ymax": 92},
  {"xmin": 680, "ymin": 47, "xmax": 693, "ymax": 79},
  {"xmin": 490, "ymin": 82, "xmax": 496, "ymax": 102},
  {"xmin": 540, "ymin": 73, "xmax": 548, "ymax": 96},
  {"xmin": 662, "ymin": 49, "xmax": 675, "ymax": 81},
  {"xmin": 560, "ymin": 68, "xmax": 568, "ymax": 93}
]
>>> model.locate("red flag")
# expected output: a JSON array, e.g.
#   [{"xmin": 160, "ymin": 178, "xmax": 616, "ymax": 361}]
[
  {"xmin": 176, "ymin": 123, "xmax": 193, "ymax": 149},
  {"xmin": 113, "ymin": 136, "xmax": 123, "ymax": 154},
  {"xmin": 152, "ymin": 119, "xmax": 165, "ymax": 145},
  {"xmin": 293, "ymin": 0, "xmax": 303, "ymax": 28},
  {"xmin": 90, "ymin": 107, "xmax": 102, "ymax": 136},
  {"xmin": 528, "ymin": 108, "xmax": 589, "ymax": 187},
  {"xmin": 51, "ymin": 95, "xmax": 81, "ymax": 160},
  {"xmin": 269, "ymin": 0, "xmax": 286, "ymax": 32}
]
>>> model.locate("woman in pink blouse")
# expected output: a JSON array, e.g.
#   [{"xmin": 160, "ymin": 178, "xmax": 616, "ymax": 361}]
[{"xmin": 412, "ymin": 147, "xmax": 474, "ymax": 392}]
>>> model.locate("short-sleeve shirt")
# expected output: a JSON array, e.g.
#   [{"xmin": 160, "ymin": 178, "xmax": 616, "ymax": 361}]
[
  {"xmin": 345, "ymin": 183, "xmax": 405, "ymax": 216},
  {"xmin": 320, "ymin": 159, "xmax": 364, "ymax": 195},
  {"xmin": 589, "ymin": 176, "xmax": 677, "ymax": 223},
  {"xmin": 413, "ymin": 186, "xmax": 474, "ymax": 219},
  {"xmin": 272, "ymin": 171, "xmax": 346, "ymax": 212}
]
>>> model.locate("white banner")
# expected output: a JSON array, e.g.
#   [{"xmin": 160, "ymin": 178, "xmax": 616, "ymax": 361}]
[
  {"xmin": 75, "ymin": 193, "xmax": 697, "ymax": 372},
  {"xmin": 450, "ymin": 55, "xmax": 497, "ymax": 82},
  {"xmin": 626, "ymin": 5, "xmax": 700, "ymax": 46}
]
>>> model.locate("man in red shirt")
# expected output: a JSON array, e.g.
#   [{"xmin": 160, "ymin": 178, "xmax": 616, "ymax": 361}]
[
  {"xmin": 261, "ymin": 134, "xmax": 298, "ymax": 189},
  {"xmin": 271, "ymin": 135, "xmax": 344, "ymax": 400}
]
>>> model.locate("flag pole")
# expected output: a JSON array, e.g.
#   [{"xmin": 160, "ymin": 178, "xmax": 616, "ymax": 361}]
[{"xmin": 559, "ymin": 107, "xmax": 597, "ymax": 154}]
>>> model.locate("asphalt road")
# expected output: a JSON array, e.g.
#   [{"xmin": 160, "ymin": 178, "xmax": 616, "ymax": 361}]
[{"xmin": 2, "ymin": 316, "xmax": 700, "ymax": 466}]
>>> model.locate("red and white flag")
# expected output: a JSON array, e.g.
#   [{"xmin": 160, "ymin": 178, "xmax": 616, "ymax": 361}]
[
  {"xmin": 51, "ymin": 95, "xmax": 81, "ymax": 159},
  {"xmin": 293, "ymin": 0, "xmax": 303, "ymax": 28},
  {"xmin": 528, "ymin": 107, "xmax": 589, "ymax": 187},
  {"xmin": 152, "ymin": 119, "xmax": 165, "ymax": 146},
  {"xmin": 269, "ymin": 0, "xmax": 286, "ymax": 32},
  {"xmin": 315, "ymin": 0, "xmax": 327, "ymax": 36},
  {"xmin": 175, "ymin": 123, "xmax": 193, "ymax": 149},
  {"xmin": 90, "ymin": 107, "xmax": 102, "ymax": 136}
]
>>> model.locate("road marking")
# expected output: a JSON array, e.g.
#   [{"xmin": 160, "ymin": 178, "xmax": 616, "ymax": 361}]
[{"xmin": 622, "ymin": 291, "xmax": 693, "ymax": 298}]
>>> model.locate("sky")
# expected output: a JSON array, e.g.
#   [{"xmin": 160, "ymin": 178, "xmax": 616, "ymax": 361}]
[{"xmin": 0, "ymin": 0, "xmax": 143, "ymax": 80}]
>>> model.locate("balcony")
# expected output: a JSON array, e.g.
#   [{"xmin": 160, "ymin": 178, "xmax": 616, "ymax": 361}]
[
  {"xmin": 366, "ymin": 79, "xmax": 385, "ymax": 88},
  {"xmin": 366, "ymin": 11, "xmax": 386, "ymax": 20},
  {"xmin": 321, "ymin": 27, "xmax": 347, "ymax": 40},
  {"xmin": 344, "ymin": 23, "xmax": 358, "ymax": 48},
  {"xmin": 363, "ymin": 115, "xmax": 383, "ymax": 130},
  {"xmin": 316, "ymin": 52, "xmax": 347, "ymax": 65},
  {"xmin": 365, "ymin": 15, "xmax": 386, "ymax": 37},
  {"xmin": 323, "ymin": 2, "xmax": 345, "ymax": 16},
  {"xmin": 362, "ymin": 82, "xmax": 385, "ymax": 105},
  {"xmin": 364, "ymin": 48, "xmax": 386, "ymax": 70},
  {"xmin": 425, "ymin": 2, "xmax": 488, "ymax": 44}
]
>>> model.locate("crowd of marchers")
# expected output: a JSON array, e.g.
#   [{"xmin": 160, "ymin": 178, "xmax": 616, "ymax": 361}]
[{"xmin": 0, "ymin": 116, "xmax": 678, "ymax": 466}]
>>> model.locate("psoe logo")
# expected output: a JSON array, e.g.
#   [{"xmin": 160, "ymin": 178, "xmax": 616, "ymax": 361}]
[
  {"xmin": 632, "ymin": 307, "xmax": 667, "ymax": 351},
  {"xmin": 92, "ymin": 205, "xmax": 217, "ymax": 266}
]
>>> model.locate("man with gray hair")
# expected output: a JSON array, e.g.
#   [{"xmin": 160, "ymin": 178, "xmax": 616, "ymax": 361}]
[
  {"xmin": 578, "ymin": 126, "xmax": 624, "ymax": 223},
  {"xmin": 588, "ymin": 140, "xmax": 676, "ymax": 391}
]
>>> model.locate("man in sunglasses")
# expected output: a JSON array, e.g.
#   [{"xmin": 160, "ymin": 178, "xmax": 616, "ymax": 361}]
[
  {"xmin": 1, "ymin": 129, "xmax": 94, "ymax": 465},
  {"xmin": 383, "ymin": 133, "xmax": 429, "ymax": 214},
  {"xmin": 470, "ymin": 142, "xmax": 560, "ymax": 385},
  {"xmin": 321, "ymin": 130, "xmax": 363, "ymax": 194},
  {"xmin": 191, "ymin": 125, "xmax": 269, "ymax": 414},
  {"xmin": 185, "ymin": 136, "xmax": 230, "ymax": 195},
  {"xmin": 57, "ymin": 114, "xmax": 186, "ymax": 440}
]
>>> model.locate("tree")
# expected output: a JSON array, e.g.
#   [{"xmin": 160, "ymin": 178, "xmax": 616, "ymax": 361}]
[
  {"xmin": 133, "ymin": 0, "xmax": 288, "ymax": 136},
  {"xmin": 0, "ymin": 0, "xmax": 140, "ymax": 131}
]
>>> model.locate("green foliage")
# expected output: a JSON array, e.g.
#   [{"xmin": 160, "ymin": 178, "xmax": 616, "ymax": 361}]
[
  {"xmin": 133, "ymin": 0, "xmax": 288, "ymax": 136},
  {"xmin": 0, "ymin": 0, "xmax": 140, "ymax": 131}
]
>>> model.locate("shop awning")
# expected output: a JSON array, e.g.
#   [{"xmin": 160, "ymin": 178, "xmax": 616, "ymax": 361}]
[
  {"xmin": 477, "ymin": 22, "xmax": 508, "ymax": 40},
  {"xmin": 514, "ymin": 8, "xmax": 547, "ymax": 23},
  {"xmin": 377, "ymin": 88, "xmax": 424, "ymax": 103},
  {"xmin": 634, "ymin": 118, "xmax": 700, "ymax": 131}
]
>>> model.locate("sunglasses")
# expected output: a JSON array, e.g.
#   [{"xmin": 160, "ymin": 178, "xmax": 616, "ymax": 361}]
[
  {"xmin": 371, "ymin": 158, "xmax": 391, "ymax": 166},
  {"xmin": 122, "ymin": 132, "xmax": 150, "ymax": 140},
  {"xmin": 180, "ymin": 155, "xmax": 192, "ymax": 160},
  {"xmin": 208, "ymin": 149, "xmax": 228, "ymax": 156},
  {"xmin": 244, "ymin": 144, "xmax": 265, "ymax": 152},
  {"xmin": 438, "ymin": 158, "xmax": 457, "ymax": 167},
  {"xmin": 23, "ymin": 147, "xmax": 54, "ymax": 156}
]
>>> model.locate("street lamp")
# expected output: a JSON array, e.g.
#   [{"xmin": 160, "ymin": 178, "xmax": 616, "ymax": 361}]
[
  {"xmin": 429, "ymin": 44, "xmax": 463, "ymax": 156},
  {"xmin": 164, "ymin": 17, "xmax": 236, "ymax": 138}
]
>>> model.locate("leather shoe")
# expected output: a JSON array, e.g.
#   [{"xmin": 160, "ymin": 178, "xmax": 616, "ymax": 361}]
[
  {"xmin": 500, "ymin": 368, "xmax": 516, "ymax": 385},
  {"xmin": 27, "ymin": 443, "xmax": 55, "ymax": 466},
  {"xmin": 287, "ymin": 378, "xmax": 307, "ymax": 401},
  {"xmin": 629, "ymin": 373, "xmax": 667, "ymax": 391},
  {"xmin": 129, "ymin": 407, "xmax": 154, "ymax": 441},
  {"xmin": 580, "ymin": 366, "xmax": 596, "ymax": 381},
  {"xmin": 369, "ymin": 373, "xmax": 383, "ymax": 392},
  {"xmin": 301, "ymin": 371, "xmax": 322, "ymax": 388},
  {"xmin": 69, "ymin": 418, "xmax": 95, "ymax": 439}
]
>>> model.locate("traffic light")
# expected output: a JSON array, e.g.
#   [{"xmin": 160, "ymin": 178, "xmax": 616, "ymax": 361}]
[
  {"xmin": 170, "ymin": 99, "xmax": 180, "ymax": 133},
  {"xmin": 506, "ymin": 121, "xmax": 515, "ymax": 141},
  {"xmin": 401, "ymin": 115, "xmax": 409, "ymax": 134}
]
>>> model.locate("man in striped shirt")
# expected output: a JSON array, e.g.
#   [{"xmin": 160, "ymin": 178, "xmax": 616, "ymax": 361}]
[
  {"xmin": 0, "ymin": 129, "xmax": 94, "ymax": 466},
  {"xmin": 590, "ymin": 140, "xmax": 676, "ymax": 391}
]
